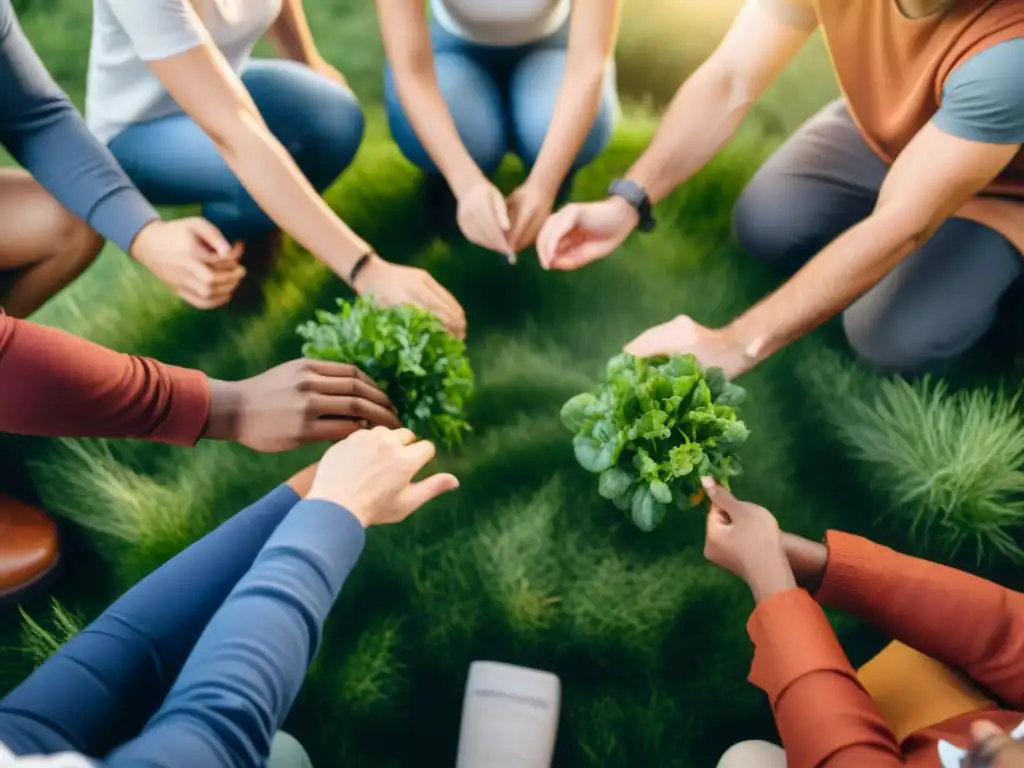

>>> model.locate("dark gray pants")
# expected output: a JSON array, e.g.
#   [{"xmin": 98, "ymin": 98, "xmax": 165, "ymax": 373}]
[{"xmin": 732, "ymin": 99, "xmax": 1022, "ymax": 374}]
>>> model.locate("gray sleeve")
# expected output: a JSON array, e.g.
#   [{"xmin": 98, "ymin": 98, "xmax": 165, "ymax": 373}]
[
  {"xmin": 934, "ymin": 37, "xmax": 1024, "ymax": 145},
  {"xmin": 104, "ymin": 0, "xmax": 209, "ymax": 62},
  {"xmin": 749, "ymin": 0, "xmax": 818, "ymax": 29},
  {"xmin": 0, "ymin": 1, "xmax": 158, "ymax": 252}
]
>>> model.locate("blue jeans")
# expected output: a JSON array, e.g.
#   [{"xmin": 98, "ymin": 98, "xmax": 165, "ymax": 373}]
[
  {"xmin": 109, "ymin": 60, "xmax": 365, "ymax": 243},
  {"xmin": 384, "ymin": 20, "xmax": 618, "ymax": 180},
  {"xmin": 0, "ymin": 484, "xmax": 311, "ymax": 767}
]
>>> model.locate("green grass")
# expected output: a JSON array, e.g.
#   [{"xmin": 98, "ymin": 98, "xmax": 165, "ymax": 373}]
[{"xmin": 4, "ymin": 2, "xmax": 1024, "ymax": 765}]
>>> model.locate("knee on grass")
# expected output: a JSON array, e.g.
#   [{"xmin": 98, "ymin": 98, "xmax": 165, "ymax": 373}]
[{"xmin": 731, "ymin": 180, "xmax": 821, "ymax": 270}]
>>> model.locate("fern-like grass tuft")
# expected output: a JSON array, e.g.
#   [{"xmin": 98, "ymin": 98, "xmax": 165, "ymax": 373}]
[
  {"xmin": 828, "ymin": 373, "xmax": 1024, "ymax": 562},
  {"xmin": 19, "ymin": 599, "xmax": 83, "ymax": 668}
]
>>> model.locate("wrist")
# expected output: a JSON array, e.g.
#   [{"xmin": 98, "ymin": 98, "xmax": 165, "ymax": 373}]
[
  {"xmin": 449, "ymin": 166, "xmax": 489, "ymax": 201},
  {"xmin": 746, "ymin": 555, "xmax": 798, "ymax": 604},
  {"xmin": 606, "ymin": 195, "xmax": 640, "ymax": 228},
  {"xmin": 722, "ymin": 317, "xmax": 768, "ymax": 371},
  {"xmin": 203, "ymin": 379, "xmax": 244, "ymax": 442},
  {"xmin": 350, "ymin": 251, "xmax": 384, "ymax": 292},
  {"xmin": 782, "ymin": 532, "xmax": 829, "ymax": 594},
  {"xmin": 127, "ymin": 219, "xmax": 162, "ymax": 262}
]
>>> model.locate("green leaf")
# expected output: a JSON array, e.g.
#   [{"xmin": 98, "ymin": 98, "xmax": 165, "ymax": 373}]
[
  {"xmin": 561, "ymin": 393, "xmax": 597, "ymax": 433},
  {"xmin": 630, "ymin": 485, "xmax": 666, "ymax": 532},
  {"xmin": 598, "ymin": 468, "xmax": 633, "ymax": 500},
  {"xmin": 573, "ymin": 434, "xmax": 615, "ymax": 473},
  {"xmin": 649, "ymin": 479, "xmax": 672, "ymax": 504}
]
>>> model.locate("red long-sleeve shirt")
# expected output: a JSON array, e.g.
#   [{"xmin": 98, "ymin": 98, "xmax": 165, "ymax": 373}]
[
  {"xmin": 0, "ymin": 314, "xmax": 209, "ymax": 444},
  {"xmin": 748, "ymin": 531, "xmax": 1024, "ymax": 767}
]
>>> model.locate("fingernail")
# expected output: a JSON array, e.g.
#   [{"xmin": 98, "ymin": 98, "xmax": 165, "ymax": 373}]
[{"xmin": 701, "ymin": 476, "xmax": 714, "ymax": 489}]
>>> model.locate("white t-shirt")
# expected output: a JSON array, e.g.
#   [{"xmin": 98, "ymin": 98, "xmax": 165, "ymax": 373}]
[
  {"xmin": 430, "ymin": 0, "xmax": 570, "ymax": 46},
  {"xmin": 85, "ymin": 0, "xmax": 283, "ymax": 145},
  {"xmin": 0, "ymin": 743, "xmax": 93, "ymax": 766}
]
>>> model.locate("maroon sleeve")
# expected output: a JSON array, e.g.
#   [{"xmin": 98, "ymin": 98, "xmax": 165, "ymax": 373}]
[{"xmin": 0, "ymin": 314, "xmax": 210, "ymax": 445}]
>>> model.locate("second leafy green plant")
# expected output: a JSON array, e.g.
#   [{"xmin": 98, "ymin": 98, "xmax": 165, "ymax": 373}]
[{"xmin": 561, "ymin": 353, "xmax": 750, "ymax": 531}]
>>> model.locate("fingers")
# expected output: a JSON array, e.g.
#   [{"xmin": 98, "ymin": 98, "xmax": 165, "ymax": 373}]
[
  {"xmin": 303, "ymin": 360, "xmax": 388, "ymax": 400},
  {"xmin": 623, "ymin": 326, "xmax": 663, "ymax": 358},
  {"xmin": 537, "ymin": 206, "xmax": 579, "ymax": 269},
  {"xmin": 184, "ymin": 217, "xmax": 234, "ymax": 261},
  {"xmin": 396, "ymin": 472, "xmax": 459, "ymax": 516},
  {"xmin": 548, "ymin": 238, "xmax": 613, "ymax": 272},
  {"xmin": 700, "ymin": 477, "xmax": 746, "ymax": 521},
  {"xmin": 310, "ymin": 393, "xmax": 401, "ymax": 429},
  {"xmin": 971, "ymin": 721, "xmax": 1006, "ymax": 742},
  {"xmin": 306, "ymin": 418, "xmax": 365, "ymax": 443}
]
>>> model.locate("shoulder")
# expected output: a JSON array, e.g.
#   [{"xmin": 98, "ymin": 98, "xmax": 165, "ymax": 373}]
[{"xmin": 936, "ymin": 38, "xmax": 1024, "ymax": 144}]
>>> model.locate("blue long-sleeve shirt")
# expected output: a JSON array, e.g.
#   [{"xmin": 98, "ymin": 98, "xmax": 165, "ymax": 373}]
[
  {"xmin": 103, "ymin": 499, "xmax": 366, "ymax": 767},
  {"xmin": 0, "ymin": 0, "xmax": 158, "ymax": 252}
]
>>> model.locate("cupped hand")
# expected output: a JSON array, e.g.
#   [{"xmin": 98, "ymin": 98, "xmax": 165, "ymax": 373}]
[
  {"xmin": 702, "ymin": 478, "xmax": 796, "ymax": 601},
  {"xmin": 307, "ymin": 426, "xmax": 460, "ymax": 526},
  {"xmin": 205, "ymin": 358, "xmax": 401, "ymax": 452},
  {"xmin": 536, "ymin": 197, "xmax": 638, "ymax": 271},
  {"xmin": 624, "ymin": 315, "xmax": 754, "ymax": 379},
  {"xmin": 130, "ymin": 217, "xmax": 246, "ymax": 309},
  {"xmin": 506, "ymin": 181, "xmax": 556, "ymax": 253},
  {"xmin": 456, "ymin": 178, "xmax": 515, "ymax": 261},
  {"xmin": 354, "ymin": 255, "xmax": 467, "ymax": 339}
]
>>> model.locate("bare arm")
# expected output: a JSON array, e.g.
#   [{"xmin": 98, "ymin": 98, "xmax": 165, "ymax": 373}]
[
  {"xmin": 263, "ymin": 0, "xmax": 323, "ymax": 67},
  {"xmin": 625, "ymin": 1, "xmax": 814, "ymax": 203},
  {"xmin": 728, "ymin": 125, "xmax": 1021, "ymax": 364},
  {"xmin": 375, "ymin": 0, "xmax": 484, "ymax": 198},
  {"xmin": 526, "ymin": 0, "xmax": 621, "ymax": 195}
]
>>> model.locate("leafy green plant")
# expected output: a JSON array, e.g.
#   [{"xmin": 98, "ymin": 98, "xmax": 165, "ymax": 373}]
[
  {"xmin": 297, "ymin": 297, "xmax": 474, "ymax": 446},
  {"xmin": 561, "ymin": 353, "xmax": 749, "ymax": 531}
]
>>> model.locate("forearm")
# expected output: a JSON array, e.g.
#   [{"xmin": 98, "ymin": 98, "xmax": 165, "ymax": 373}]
[
  {"xmin": 215, "ymin": 114, "xmax": 370, "ymax": 277},
  {"xmin": 782, "ymin": 532, "xmax": 828, "ymax": 594},
  {"xmin": 527, "ymin": 64, "xmax": 607, "ymax": 193},
  {"xmin": 108, "ymin": 499, "xmax": 365, "ymax": 767},
  {"xmin": 747, "ymin": 590, "xmax": 903, "ymax": 768},
  {"xmin": 728, "ymin": 203, "xmax": 922, "ymax": 365},
  {"xmin": 0, "ymin": 314, "xmax": 209, "ymax": 444},
  {"xmin": 624, "ymin": 63, "xmax": 751, "ymax": 204},
  {"xmin": 816, "ymin": 531, "xmax": 1024, "ymax": 708},
  {"xmin": 265, "ymin": 0, "xmax": 320, "ymax": 64},
  {"xmin": 392, "ymin": 67, "xmax": 486, "ymax": 196}
]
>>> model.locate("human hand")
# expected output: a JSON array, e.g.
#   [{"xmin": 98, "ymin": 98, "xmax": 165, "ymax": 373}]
[
  {"xmin": 307, "ymin": 426, "xmax": 460, "ymax": 526},
  {"xmin": 205, "ymin": 359, "xmax": 401, "ymax": 452},
  {"xmin": 456, "ymin": 178, "xmax": 515, "ymax": 262},
  {"xmin": 536, "ymin": 196, "xmax": 638, "ymax": 271},
  {"xmin": 960, "ymin": 720, "xmax": 1024, "ymax": 768},
  {"xmin": 353, "ymin": 255, "xmax": 467, "ymax": 339},
  {"xmin": 308, "ymin": 55, "xmax": 350, "ymax": 91},
  {"xmin": 130, "ymin": 217, "xmax": 245, "ymax": 309},
  {"xmin": 624, "ymin": 315, "xmax": 755, "ymax": 379},
  {"xmin": 701, "ymin": 477, "xmax": 797, "ymax": 602},
  {"xmin": 506, "ymin": 180, "xmax": 556, "ymax": 253}
]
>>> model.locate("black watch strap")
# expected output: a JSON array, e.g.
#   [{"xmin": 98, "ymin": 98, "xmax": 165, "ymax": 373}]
[{"xmin": 608, "ymin": 178, "xmax": 655, "ymax": 233}]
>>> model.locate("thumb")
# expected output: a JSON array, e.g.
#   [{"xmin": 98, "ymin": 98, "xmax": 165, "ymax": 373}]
[
  {"xmin": 537, "ymin": 208, "xmax": 579, "ymax": 269},
  {"xmin": 185, "ymin": 218, "xmax": 233, "ymax": 261},
  {"xmin": 397, "ymin": 473, "xmax": 459, "ymax": 516},
  {"xmin": 491, "ymin": 190, "xmax": 511, "ymax": 231},
  {"xmin": 700, "ymin": 477, "xmax": 743, "ymax": 517}
]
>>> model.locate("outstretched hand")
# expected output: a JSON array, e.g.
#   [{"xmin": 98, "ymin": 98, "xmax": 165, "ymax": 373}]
[
  {"xmin": 624, "ymin": 315, "xmax": 754, "ymax": 380},
  {"xmin": 308, "ymin": 426, "xmax": 459, "ymax": 526},
  {"xmin": 536, "ymin": 197, "xmax": 637, "ymax": 271},
  {"xmin": 701, "ymin": 477, "xmax": 796, "ymax": 602},
  {"xmin": 206, "ymin": 359, "xmax": 401, "ymax": 452}
]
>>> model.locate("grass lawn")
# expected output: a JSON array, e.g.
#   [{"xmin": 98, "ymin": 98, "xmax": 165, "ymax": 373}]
[
  {"xmin": 6, "ymin": 109, "xmax": 1024, "ymax": 767},
  {"xmin": 4, "ymin": 3, "xmax": 1024, "ymax": 765}
]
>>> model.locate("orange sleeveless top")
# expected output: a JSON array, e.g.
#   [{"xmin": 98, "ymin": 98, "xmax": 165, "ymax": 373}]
[{"xmin": 812, "ymin": 0, "xmax": 1024, "ymax": 252}]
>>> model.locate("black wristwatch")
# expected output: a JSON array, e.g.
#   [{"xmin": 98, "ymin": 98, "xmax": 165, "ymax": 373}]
[{"xmin": 608, "ymin": 178, "xmax": 655, "ymax": 233}]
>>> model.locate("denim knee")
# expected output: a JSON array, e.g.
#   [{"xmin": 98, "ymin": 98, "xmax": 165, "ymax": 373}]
[{"xmin": 299, "ymin": 88, "xmax": 365, "ymax": 193}]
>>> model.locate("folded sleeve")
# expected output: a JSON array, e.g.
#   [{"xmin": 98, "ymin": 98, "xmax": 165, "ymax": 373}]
[
  {"xmin": 935, "ymin": 38, "xmax": 1024, "ymax": 145},
  {"xmin": 747, "ymin": 588, "xmax": 903, "ymax": 767}
]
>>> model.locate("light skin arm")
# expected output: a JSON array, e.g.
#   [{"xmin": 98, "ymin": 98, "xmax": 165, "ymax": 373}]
[
  {"xmin": 263, "ymin": 0, "xmax": 320, "ymax": 64},
  {"xmin": 375, "ymin": 0, "xmax": 484, "ymax": 199},
  {"xmin": 525, "ymin": 1, "xmax": 621, "ymax": 195},
  {"xmin": 145, "ymin": 42, "xmax": 372, "ymax": 283},
  {"xmin": 624, "ymin": 2, "xmax": 814, "ymax": 204},
  {"xmin": 727, "ymin": 126, "xmax": 1021, "ymax": 366}
]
